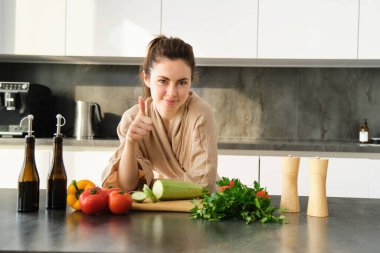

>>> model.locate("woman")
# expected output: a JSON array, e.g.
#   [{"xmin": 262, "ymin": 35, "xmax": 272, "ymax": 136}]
[{"xmin": 101, "ymin": 35, "xmax": 218, "ymax": 192}]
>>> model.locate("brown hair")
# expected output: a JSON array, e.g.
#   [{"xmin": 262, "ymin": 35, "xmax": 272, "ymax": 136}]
[{"xmin": 141, "ymin": 35, "xmax": 196, "ymax": 98}]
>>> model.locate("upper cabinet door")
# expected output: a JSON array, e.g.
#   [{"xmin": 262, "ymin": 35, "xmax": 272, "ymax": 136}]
[
  {"xmin": 358, "ymin": 0, "xmax": 380, "ymax": 59},
  {"xmin": 66, "ymin": 0, "xmax": 161, "ymax": 57},
  {"xmin": 161, "ymin": 0, "xmax": 258, "ymax": 59},
  {"xmin": 0, "ymin": 0, "xmax": 65, "ymax": 56},
  {"xmin": 258, "ymin": 0, "xmax": 359, "ymax": 59}
]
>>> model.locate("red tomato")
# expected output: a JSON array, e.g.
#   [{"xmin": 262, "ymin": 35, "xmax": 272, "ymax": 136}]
[
  {"xmin": 229, "ymin": 181, "xmax": 235, "ymax": 187},
  {"xmin": 219, "ymin": 185, "xmax": 231, "ymax": 192},
  {"xmin": 103, "ymin": 187, "xmax": 121, "ymax": 197},
  {"xmin": 102, "ymin": 187, "xmax": 121, "ymax": 213},
  {"xmin": 108, "ymin": 191, "xmax": 132, "ymax": 215},
  {"xmin": 256, "ymin": 190, "xmax": 270, "ymax": 199},
  {"xmin": 79, "ymin": 187, "xmax": 108, "ymax": 215}
]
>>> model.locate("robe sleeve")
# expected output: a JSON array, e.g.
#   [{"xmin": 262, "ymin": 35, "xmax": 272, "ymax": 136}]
[
  {"xmin": 101, "ymin": 108, "xmax": 155, "ymax": 190},
  {"xmin": 183, "ymin": 105, "xmax": 218, "ymax": 192}
]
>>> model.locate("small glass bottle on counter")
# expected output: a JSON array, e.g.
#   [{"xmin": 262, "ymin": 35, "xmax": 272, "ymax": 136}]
[
  {"xmin": 359, "ymin": 119, "xmax": 370, "ymax": 144},
  {"xmin": 18, "ymin": 115, "xmax": 40, "ymax": 212},
  {"xmin": 46, "ymin": 114, "xmax": 67, "ymax": 209}
]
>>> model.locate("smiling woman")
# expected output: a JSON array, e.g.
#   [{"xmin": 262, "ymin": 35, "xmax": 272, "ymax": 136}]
[
  {"xmin": 142, "ymin": 57, "xmax": 192, "ymax": 125},
  {"xmin": 101, "ymin": 35, "xmax": 219, "ymax": 192}
]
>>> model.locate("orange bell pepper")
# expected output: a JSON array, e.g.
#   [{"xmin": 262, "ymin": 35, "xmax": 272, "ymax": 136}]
[{"xmin": 67, "ymin": 179, "xmax": 96, "ymax": 210}]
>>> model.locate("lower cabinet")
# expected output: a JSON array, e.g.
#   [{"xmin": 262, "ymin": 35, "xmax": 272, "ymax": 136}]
[
  {"xmin": 217, "ymin": 155, "xmax": 259, "ymax": 186},
  {"xmin": 327, "ymin": 158, "xmax": 370, "ymax": 198},
  {"xmin": 369, "ymin": 160, "xmax": 380, "ymax": 198},
  {"xmin": 1, "ymin": 146, "xmax": 380, "ymax": 199},
  {"xmin": 256, "ymin": 157, "xmax": 275, "ymax": 193},
  {"xmin": 64, "ymin": 150, "xmax": 114, "ymax": 186},
  {"xmin": 260, "ymin": 156, "xmax": 309, "ymax": 196},
  {"xmin": 260, "ymin": 156, "xmax": 372, "ymax": 198},
  {"xmin": 0, "ymin": 147, "xmax": 113, "ymax": 189},
  {"xmin": 0, "ymin": 148, "xmax": 51, "ymax": 189}
]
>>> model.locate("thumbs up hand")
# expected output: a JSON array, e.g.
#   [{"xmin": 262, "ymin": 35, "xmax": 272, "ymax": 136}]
[
  {"xmin": 126, "ymin": 96, "xmax": 153, "ymax": 143},
  {"xmin": 138, "ymin": 96, "xmax": 146, "ymax": 116}
]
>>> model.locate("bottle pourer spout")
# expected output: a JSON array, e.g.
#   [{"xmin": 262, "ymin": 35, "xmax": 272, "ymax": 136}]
[
  {"xmin": 20, "ymin": 114, "xmax": 34, "ymax": 137},
  {"xmin": 55, "ymin": 114, "xmax": 66, "ymax": 136}
]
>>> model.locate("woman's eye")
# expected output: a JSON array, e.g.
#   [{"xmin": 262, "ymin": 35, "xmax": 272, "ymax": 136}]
[
  {"xmin": 158, "ymin": 80, "xmax": 167, "ymax": 85},
  {"xmin": 178, "ymin": 81, "xmax": 188, "ymax": 86}
]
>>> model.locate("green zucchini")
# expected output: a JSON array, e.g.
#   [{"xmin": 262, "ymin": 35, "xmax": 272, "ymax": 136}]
[
  {"xmin": 131, "ymin": 191, "xmax": 147, "ymax": 203},
  {"xmin": 143, "ymin": 184, "xmax": 158, "ymax": 203},
  {"xmin": 152, "ymin": 179, "xmax": 209, "ymax": 200}
]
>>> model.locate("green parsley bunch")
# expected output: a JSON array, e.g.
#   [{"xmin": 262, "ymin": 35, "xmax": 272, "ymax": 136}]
[{"xmin": 190, "ymin": 177, "xmax": 285, "ymax": 224}]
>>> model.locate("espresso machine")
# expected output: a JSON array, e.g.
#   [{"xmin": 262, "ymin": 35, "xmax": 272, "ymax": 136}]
[{"xmin": 0, "ymin": 81, "xmax": 54, "ymax": 137}]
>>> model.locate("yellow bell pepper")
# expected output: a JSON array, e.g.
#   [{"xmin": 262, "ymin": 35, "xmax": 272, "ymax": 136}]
[{"xmin": 67, "ymin": 179, "xmax": 96, "ymax": 210}]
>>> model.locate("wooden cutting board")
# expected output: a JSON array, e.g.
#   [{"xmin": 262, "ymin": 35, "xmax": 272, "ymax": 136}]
[{"xmin": 131, "ymin": 199, "xmax": 201, "ymax": 212}]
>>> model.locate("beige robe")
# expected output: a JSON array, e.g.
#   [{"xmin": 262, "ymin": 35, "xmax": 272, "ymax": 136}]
[{"xmin": 101, "ymin": 91, "xmax": 218, "ymax": 192}]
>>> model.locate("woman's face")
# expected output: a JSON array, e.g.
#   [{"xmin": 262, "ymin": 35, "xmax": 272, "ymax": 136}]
[{"xmin": 143, "ymin": 57, "xmax": 192, "ymax": 120}]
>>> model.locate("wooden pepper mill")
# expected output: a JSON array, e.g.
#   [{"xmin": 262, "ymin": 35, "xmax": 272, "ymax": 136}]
[
  {"xmin": 307, "ymin": 216, "xmax": 328, "ymax": 253},
  {"xmin": 307, "ymin": 157, "xmax": 329, "ymax": 217},
  {"xmin": 280, "ymin": 155, "xmax": 300, "ymax": 212}
]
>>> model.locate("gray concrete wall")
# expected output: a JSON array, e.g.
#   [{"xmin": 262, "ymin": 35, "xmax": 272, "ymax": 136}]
[{"xmin": 0, "ymin": 63, "xmax": 378, "ymax": 141}]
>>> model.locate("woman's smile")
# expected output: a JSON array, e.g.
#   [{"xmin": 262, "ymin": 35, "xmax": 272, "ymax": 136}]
[{"xmin": 163, "ymin": 98, "xmax": 178, "ymax": 106}]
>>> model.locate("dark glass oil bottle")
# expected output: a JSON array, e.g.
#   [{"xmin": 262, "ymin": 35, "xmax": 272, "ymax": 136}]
[
  {"xmin": 46, "ymin": 114, "xmax": 67, "ymax": 209},
  {"xmin": 18, "ymin": 115, "xmax": 40, "ymax": 212},
  {"xmin": 359, "ymin": 119, "xmax": 370, "ymax": 144}
]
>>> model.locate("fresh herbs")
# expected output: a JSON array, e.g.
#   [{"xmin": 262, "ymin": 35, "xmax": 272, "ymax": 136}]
[{"xmin": 190, "ymin": 177, "xmax": 285, "ymax": 224}]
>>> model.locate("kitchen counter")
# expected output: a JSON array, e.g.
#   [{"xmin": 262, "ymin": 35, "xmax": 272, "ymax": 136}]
[
  {"xmin": 2, "ymin": 137, "xmax": 380, "ymax": 159},
  {"xmin": 1, "ymin": 137, "xmax": 380, "ymax": 152},
  {"xmin": 218, "ymin": 138, "xmax": 380, "ymax": 153},
  {"xmin": 1, "ymin": 189, "xmax": 379, "ymax": 253}
]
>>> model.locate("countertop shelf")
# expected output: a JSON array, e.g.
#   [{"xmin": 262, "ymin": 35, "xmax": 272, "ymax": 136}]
[{"xmin": 1, "ymin": 189, "xmax": 379, "ymax": 253}]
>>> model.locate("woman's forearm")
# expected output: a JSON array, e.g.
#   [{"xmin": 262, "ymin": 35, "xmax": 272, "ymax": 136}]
[{"xmin": 118, "ymin": 140, "xmax": 140, "ymax": 191}]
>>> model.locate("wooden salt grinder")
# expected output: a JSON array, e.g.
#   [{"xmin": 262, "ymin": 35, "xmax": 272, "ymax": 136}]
[
  {"xmin": 307, "ymin": 157, "xmax": 329, "ymax": 217},
  {"xmin": 280, "ymin": 155, "xmax": 300, "ymax": 212}
]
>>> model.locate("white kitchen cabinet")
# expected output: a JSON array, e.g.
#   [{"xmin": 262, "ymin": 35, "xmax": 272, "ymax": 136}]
[
  {"xmin": 259, "ymin": 156, "xmax": 310, "ymax": 196},
  {"xmin": 0, "ymin": 147, "xmax": 113, "ymax": 189},
  {"xmin": 369, "ymin": 160, "xmax": 380, "ymax": 198},
  {"xmin": 327, "ymin": 158, "xmax": 370, "ymax": 198},
  {"xmin": 0, "ymin": 0, "xmax": 65, "ymax": 55},
  {"xmin": 259, "ymin": 156, "xmax": 282, "ymax": 195},
  {"xmin": 162, "ymin": 0, "xmax": 258, "ymax": 59},
  {"xmin": 258, "ymin": 0, "xmax": 359, "ymax": 59},
  {"xmin": 64, "ymin": 150, "xmax": 114, "ymax": 186},
  {"xmin": 358, "ymin": 0, "xmax": 380, "ymax": 59},
  {"xmin": 260, "ymin": 156, "xmax": 370, "ymax": 198},
  {"xmin": 0, "ymin": 147, "xmax": 51, "ymax": 189},
  {"xmin": 66, "ymin": 0, "xmax": 160, "ymax": 57},
  {"xmin": 217, "ymin": 155, "xmax": 259, "ymax": 186}
]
